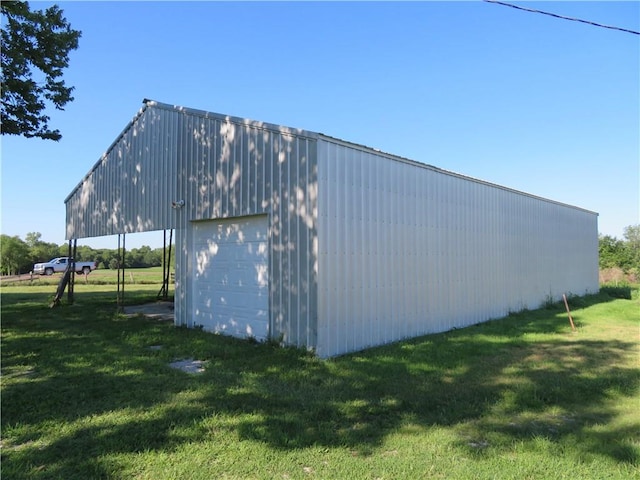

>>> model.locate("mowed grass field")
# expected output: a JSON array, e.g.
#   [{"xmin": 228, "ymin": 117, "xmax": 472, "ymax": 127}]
[
  {"xmin": 1, "ymin": 266, "xmax": 169, "ymax": 287},
  {"xmin": 1, "ymin": 277, "xmax": 638, "ymax": 480}
]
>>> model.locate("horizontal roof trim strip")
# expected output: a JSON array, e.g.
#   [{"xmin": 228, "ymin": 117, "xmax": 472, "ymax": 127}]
[{"xmin": 143, "ymin": 99, "xmax": 319, "ymax": 141}]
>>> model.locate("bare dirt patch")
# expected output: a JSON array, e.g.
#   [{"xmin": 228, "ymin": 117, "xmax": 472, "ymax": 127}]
[
  {"xmin": 123, "ymin": 301, "xmax": 174, "ymax": 321},
  {"xmin": 599, "ymin": 267, "xmax": 637, "ymax": 283}
]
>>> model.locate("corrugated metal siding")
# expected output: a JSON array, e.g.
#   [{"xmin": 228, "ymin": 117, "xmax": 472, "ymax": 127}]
[
  {"xmin": 65, "ymin": 100, "xmax": 599, "ymax": 358},
  {"xmin": 167, "ymin": 104, "xmax": 319, "ymax": 349},
  {"xmin": 65, "ymin": 104, "xmax": 178, "ymax": 239},
  {"xmin": 66, "ymin": 101, "xmax": 319, "ymax": 350},
  {"xmin": 316, "ymin": 138, "xmax": 599, "ymax": 358}
]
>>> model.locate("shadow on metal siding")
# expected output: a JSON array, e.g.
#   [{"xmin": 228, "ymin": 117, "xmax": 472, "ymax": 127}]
[
  {"xmin": 171, "ymin": 108, "xmax": 318, "ymax": 350},
  {"xmin": 65, "ymin": 101, "xmax": 319, "ymax": 352},
  {"xmin": 65, "ymin": 105, "xmax": 178, "ymax": 239}
]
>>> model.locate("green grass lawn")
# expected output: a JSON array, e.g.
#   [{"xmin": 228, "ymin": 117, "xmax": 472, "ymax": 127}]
[
  {"xmin": 2, "ymin": 266, "xmax": 169, "ymax": 287},
  {"xmin": 1, "ymin": 282, "xmax": 638, "ymax": 479}
]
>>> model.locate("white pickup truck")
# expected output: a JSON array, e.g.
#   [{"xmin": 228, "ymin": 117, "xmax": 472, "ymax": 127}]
[{"xmin": 33, "ymin": 257, "xmax": 97, "ymax": 276}]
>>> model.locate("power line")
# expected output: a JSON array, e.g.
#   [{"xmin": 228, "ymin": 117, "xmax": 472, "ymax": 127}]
[{"xmin": 484, "ymin": 0, "xmax": 640, "ymax": 35}]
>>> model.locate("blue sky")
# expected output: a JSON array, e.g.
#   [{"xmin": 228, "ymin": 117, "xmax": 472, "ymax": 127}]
[{"xmin": 2, "ymin": 1, "xmax": 638, "ymax": 249}]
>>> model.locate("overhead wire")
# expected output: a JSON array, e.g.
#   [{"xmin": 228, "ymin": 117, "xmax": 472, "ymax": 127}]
[{"xmin": 483, "ymin": 0, "xmax": 640, "ymax": 35}]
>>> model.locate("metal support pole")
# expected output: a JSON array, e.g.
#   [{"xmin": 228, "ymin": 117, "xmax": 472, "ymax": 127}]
[
  {"xmin": 117, "ymin": 234, "xmax": 122, "ymax": 311},
  {"xmin": 158, "ymin": 230, "xmax": 167, "ymax": 299},
  {"xmin": 67, "ymin": 240, "xmax": 73, "ymax": 304},
  {"xmin": 121, "ymin": 234, "xmax": 126, "ymax": 306},
  {"xmin": 68, "ymin": 239, "xmax": 77, "ymax": 304},
  {"xmin": 167, "ymin": 229, "xmax": 173, "ymax": 293},
  {"xmin": 116, "ymin": 234, "xmax": 127, "ymax": 311},
  {"xmin": 157, "ymin": 229, "xmax": 173, "ymax": 300}
]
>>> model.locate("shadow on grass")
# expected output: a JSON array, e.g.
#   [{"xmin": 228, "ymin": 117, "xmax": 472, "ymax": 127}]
[{"xmin": 1, "ymin": 289, "xmax": 638, "ymax": 479}]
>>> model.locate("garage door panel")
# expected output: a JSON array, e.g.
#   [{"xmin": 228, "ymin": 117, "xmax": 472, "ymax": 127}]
[
  {"xmin": 211, "ymin": 291, "xmax": 267, "ymax": 308},
  {"xmin": 209, "ymin": 266, "xmax": 266, "ymax": 286},
  {"xmin": 210, "ymin": 316, "xmax": 268, "ymax": 339},
  {"xmin": 192, "ymin": 216, "xmax": 269, "ymax": 341}
]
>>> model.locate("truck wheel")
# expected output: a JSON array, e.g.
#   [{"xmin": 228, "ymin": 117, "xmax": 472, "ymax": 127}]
[
  {"xmin": 82, "ymin": 266, "xmax": 91, "ymax": 275},
  {"xmin": 45, "ymin": 268, "xmax": 54, "ymax": 276}
]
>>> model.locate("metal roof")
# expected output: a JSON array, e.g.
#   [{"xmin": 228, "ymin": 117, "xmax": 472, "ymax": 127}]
[{"xmin": 66, "ymin": 98, "xmax": 598, "ymax": 216}]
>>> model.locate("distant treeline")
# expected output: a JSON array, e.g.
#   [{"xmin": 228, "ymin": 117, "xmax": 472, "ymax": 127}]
[
  {"xmin": 3, "ymin": 226, "xmax": 638, "ymax": 278},
  {"xmin": 1, "ymin": 232, "xmax": 174, "ymax": 275}
]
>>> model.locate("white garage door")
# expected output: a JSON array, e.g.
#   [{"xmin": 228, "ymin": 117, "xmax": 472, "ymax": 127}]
[{"xmin": 192, "ymin": 216, "xmax": 269, "ymax": 341}]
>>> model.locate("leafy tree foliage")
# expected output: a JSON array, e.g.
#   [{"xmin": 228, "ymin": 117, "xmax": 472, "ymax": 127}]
[
  {"xmin": 1, "ymin": 1, "xmax": 81, "ymax": 140},
  {"xmin": 623, "ymin": 224, "xmax": 640, "ymax": 275},
  {"xmin": 623, "ymin": 224, "xmax": 640, "ymax": 247},
  {"xmin": 0, "ymin": 235, "xmax": 31, "ymax": 274},
  {"xmin": 126, "ymin": 246, "xmax": 163, "ymax": 269},
  {"xmin": 25, "ymin": 231, "xmax": 41, "ymax": 246},
  {"xmin": 26, "ymin": 231, "xmax": 61, "ymax": 263},
  {"xmin": 599, "ymin": 234, "xmax": 625, "ymax": 269},
  {"xmin": 599, "ymin": 224, "xmax": 640, "ymax": 276}
]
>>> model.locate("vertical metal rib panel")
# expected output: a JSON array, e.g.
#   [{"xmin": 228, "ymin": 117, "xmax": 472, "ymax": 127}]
[
  {"xmin": 65, "ymin": 105, "xmax": 178, "ymax": 239},
  {"xmin": 316, "ymin": 138, "xmax": 598, "ymax": 358},
  {"xmin": 66, "ymin": 101, "xmax": 598, "ymax": 358},
  {"xmin": 66, "ymin": 102, "xmax": 319, "ymax": 351},
  {"xmin": 169, "ymin": 107, "xmax": 318, "ymax": 350}
]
